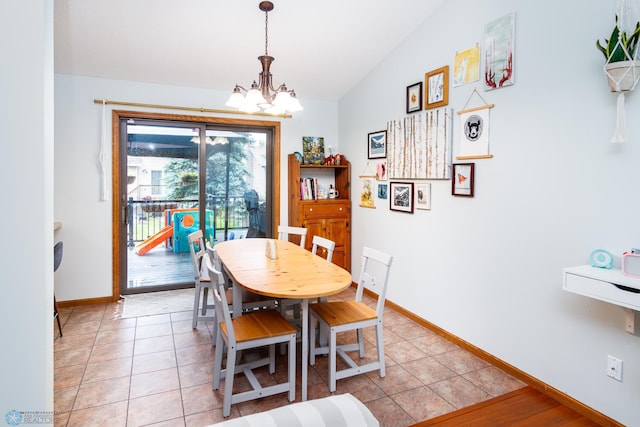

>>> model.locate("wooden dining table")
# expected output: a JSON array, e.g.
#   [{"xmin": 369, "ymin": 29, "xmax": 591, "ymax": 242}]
[{"xmin": 214, "ymin": 238, "xmax": 353, "ymax": 401}]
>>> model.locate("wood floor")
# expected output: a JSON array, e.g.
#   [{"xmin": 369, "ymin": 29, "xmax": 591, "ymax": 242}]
[{"xmin": 411, "ymin": 386, "xmax": 603, "ymax": 427}]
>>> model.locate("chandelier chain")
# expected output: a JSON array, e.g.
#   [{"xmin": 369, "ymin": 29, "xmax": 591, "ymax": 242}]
[{"xmin": 264, "ymin": 9, "xmax": 269, "ymax": 55}]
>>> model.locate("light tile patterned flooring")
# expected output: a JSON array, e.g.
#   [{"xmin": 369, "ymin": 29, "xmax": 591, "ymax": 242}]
[{"xmin": 54, "ymin": 288, "xmax": 525, "ymax": 426}]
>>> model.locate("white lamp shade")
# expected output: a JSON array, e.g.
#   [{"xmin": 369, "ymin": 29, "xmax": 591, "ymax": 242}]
[
  {"xmin": 264, "ymin": 105, "xmax": 285, "ymax": 115},
  {"xmin": 225, "ymin": 92, "xmax": 245, "ymax": 108},
  {"xmin": 239, "ymin": 102, "xmax": 261, "ymax": 113},
  {"xmin": 287, "ymin": 96, "xmax": 304, "ymax": 112},
  {"xmin": 245, "ymin": 88, "xmax": 267, "ymax": 105},
  {"xmin": 272, "ymin": 90, "xmax": 292, "ymax": 108}
]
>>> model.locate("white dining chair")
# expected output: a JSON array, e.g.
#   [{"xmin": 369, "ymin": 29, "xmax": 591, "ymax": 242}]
[
  {"xmin": 188, "ymin": 230, "xmax": 214, "ymax": 328},
  {"xmin": 309, "ymin": 246, "xmax": 393, "ymax": 392},
  {"xmin": 277, "ymin": 225, "xmax": 307, "ymax": 248},
  {"xmin": 206, "ymin": 255, "xmax": 297, "ymax": 417}
]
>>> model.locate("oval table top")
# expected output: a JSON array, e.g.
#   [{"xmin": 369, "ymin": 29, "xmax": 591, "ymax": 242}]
[{"xmin": 214, "ymin": 238, "xmax": 352, "ymax": 299}]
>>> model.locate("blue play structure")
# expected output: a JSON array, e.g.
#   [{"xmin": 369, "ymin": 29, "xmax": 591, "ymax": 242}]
[{"xmin": 167, "ymin": 209, "xmax": 215, "ymax": 253}]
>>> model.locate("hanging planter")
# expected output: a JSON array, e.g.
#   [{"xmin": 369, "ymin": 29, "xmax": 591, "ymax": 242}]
[
  {"xmin": 605, "ymin": 60, "xmax": 640, "ymax": 92},
  {"xmin": 596, "ymin": 11, "xmax": 640, "ymax": 143}
]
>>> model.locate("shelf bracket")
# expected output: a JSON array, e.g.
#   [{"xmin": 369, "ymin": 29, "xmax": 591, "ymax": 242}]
[{"xmin": 624, "ymin": 308, "xmax": 638, "ymax": 334}]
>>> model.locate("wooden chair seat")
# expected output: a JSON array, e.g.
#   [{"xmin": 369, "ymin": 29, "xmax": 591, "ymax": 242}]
[
  {"xmin": 308, "ymin": 300, "xmax": 377, "ymax": 327},
  {"xmin": 221, "ymin": 309, "xmax": 297, "ymax": 343}
]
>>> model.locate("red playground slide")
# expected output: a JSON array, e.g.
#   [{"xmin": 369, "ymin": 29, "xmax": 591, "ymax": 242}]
[{"xmin": 135, "ymin": 226, "xmax": 174, "ymax": 256}]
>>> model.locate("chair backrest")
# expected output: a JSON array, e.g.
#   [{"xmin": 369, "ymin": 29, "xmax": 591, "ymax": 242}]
[
  {"xmin": 277, "ymin": 225, "xmax": 307, "ymax": 247},
  {"xmin": 54, "ymin": 241, "xmax": 63, "ymax": 272},
  {"xmin": 188, "ymin": 230, "xmax": 206, "ymax": 280},
  {"xmin": 311, "ymin": 235, "xmax": 335, "ymax": 262},
  {"xmin": 355, "ymin": 247, "xmax": 393, "ymax": 317},
  {"xmin": 205, "ymin": 254, "xmax": 236, "ymax": 344}
]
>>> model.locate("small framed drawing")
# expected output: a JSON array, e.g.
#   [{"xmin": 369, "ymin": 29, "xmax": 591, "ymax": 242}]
[
  {"xmin": 425, "ymin": 66, "xmax": 449, "ymax": 110},
  {"xmin": 451, "ymin": 163, "xmax": 474, "ymax": 197},
  {"xmin": 406, "ymin": 82, "xmax": 423, "ymax": 114},
  {"xmin": 415, "ymin": 182, "xmax": 431, "ymax": 210},
  {"xmin": 378, "ymin": 183, "xmax": 388, "ymax": 199},
  {"xmin": 389, "ymin": 181, "xmax": 414, "ymax": 213},
  {"xmin": 368, "ymin": 130, "xmax": 387, "ymax": 159}
]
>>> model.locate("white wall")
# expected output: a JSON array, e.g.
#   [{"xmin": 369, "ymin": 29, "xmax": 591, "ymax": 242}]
[
  {"xmin": 0, "ymin": 0, "xmax": 54, "ymax": 421},
  {"xmin": 53, "ymin": 75, "xmax": 338, "ymax": 300},
  {"xmin": 340, "ymin": 0, "xmax": 639, "ymax": 424}
]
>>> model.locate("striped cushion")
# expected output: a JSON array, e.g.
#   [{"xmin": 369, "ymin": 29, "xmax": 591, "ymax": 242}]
[{"xmin": 208, "ymin": 393, "xmax": 379, "ymax": 427}]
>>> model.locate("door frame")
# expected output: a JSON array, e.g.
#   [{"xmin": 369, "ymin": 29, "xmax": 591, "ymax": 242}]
[{"xmin": 111, "ymin": 110, "xmax": 281, "ymax": 300}]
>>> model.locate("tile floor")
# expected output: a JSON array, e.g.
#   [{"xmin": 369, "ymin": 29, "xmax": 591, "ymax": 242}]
[{"xmin": 54, "ymin": 288, "xmax": 525, "ymax": 426}]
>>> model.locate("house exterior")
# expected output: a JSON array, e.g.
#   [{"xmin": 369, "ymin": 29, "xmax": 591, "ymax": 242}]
[{"xmin": 2, "ymin": 0, "xmax": 639, "ymax": 425}]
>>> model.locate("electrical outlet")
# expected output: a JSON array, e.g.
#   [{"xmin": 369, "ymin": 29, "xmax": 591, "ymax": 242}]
[{"xmin": 607, "ymin": 355, "xmax": 623, "ymax": 382}]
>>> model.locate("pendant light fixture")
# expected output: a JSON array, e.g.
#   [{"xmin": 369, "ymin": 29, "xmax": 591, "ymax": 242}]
[{"xmin": 225, "ymin": 1, "xmax": 303, "ymax": 115}]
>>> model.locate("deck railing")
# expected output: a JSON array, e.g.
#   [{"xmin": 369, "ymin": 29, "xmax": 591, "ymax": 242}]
[{"xmin": 127, "ymin": 196, "xmax": 252, "ymax": 247}]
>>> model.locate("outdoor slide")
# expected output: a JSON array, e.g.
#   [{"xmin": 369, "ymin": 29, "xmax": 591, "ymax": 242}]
[{"xmin": 135, "ymin": 225, "xmax": 173, "ymax": 256}]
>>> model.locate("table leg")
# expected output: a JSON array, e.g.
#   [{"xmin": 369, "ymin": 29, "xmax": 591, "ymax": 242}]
[{"xmin": 301, "ymin": 298, "xmax": 308, "ymax": 401}]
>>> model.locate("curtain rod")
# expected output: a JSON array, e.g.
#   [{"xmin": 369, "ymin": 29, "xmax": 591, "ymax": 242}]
[{"xmin": 92, "ymin": 99, "xmax": 292, "ymax": 119}]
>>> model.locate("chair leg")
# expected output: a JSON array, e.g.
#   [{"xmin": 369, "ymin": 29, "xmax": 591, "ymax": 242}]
[
  {"xmin": 309, "ymin": 315, "xmax": 317, "ymax": 365},
  {"xmin": 329, "ymin": 328, "xmax": 337, "ymax": 392},
  {"xmin": 287, "ymin": 333, "xmax": 296, "ymax": 402},
  {"xmin": 202, "ymin": 287, "xmax": 209, "ymax": 315},
  {"xmin": 53, "ymin": 296, "xmax": 62, "ymax": 337},
  {"xmin": 376, "ymin": 323, "xmax": 386, "ymax": 378},
  {"xmin": 192, "ymin": 284, "xmax": 201, "ymax": 328},
  {"xmin": 213, "ymin": 333, "xmax": 224, "ymax": 390},
  {"xmin": 223, "ymin": 345, "xmax": 236, "ymax": 417},
  {"xmin": 357, "ymin": 328, "xmax": 365, "ymax": 358}
]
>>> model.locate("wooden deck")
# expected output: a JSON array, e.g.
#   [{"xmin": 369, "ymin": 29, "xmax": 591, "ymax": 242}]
[{"xmin": 126, "ymin": 245, "xmax": 193, "ymax": 291}]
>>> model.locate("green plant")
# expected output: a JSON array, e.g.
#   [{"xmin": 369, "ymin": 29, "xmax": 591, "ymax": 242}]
[{"xmin": 596, "ymin": 15, "xmax": 640, "ymax": 62}]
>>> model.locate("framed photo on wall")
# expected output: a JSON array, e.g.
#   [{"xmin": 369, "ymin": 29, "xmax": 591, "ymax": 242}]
[
  {"xmin": 425, "ymin": 66, "xmax": 449, "ymax": 109},
  {"xmin": 415, "ymin": 182, "xmax": 431, "ymax": 210},
  {"xmin": 452, "ymin": 163, "xmax": 474, "ymax": 197},
  {"xmin": 368, "ymin": 130, "xmax": 387, "ymax": 159},
  {"xmin": 406, "ymin": 82, "xmax": 423, "ymax": 114},
  {"xmin": 378, "ymin": 183, "xmax": 388, "ymax": 199},
  {"xmin": 389, "ymin": 181, "xmax": 414, "ymax": 213}
]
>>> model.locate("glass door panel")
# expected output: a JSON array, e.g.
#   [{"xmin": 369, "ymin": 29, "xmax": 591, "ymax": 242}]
[
  {"xmin": 123, "ymin": 123, "xmax": 199, "ymax": 294},
  {"xmin": 204, "ymin": 130, "xmax": 268, "ymax": 244}
]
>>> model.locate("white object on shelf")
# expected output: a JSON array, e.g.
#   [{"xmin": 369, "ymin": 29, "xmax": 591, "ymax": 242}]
[{"xmin": 563, "ymin": 265, "xmax": 640, "ymax": 334}]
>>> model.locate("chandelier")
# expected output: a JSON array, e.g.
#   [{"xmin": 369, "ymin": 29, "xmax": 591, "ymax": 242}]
[{"xmin": 225, "ymin": 1, "xmax": 303, "ymax": 115}]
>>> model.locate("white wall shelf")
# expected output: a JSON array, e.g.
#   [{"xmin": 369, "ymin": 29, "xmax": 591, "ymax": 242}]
[{"xmin": 563, "ymin": 265, "xmax": 640, "ymax": 334}]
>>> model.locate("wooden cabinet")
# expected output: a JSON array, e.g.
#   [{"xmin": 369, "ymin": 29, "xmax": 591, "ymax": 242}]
[{"xmin": 287, "ymin": 154, "xmax": 351, "ymax": 272}]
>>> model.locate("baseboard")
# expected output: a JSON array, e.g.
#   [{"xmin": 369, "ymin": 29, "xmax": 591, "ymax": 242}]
[
  {"xmin": 56, "ymin": 295, "xmax": 119, "ymax": 308},
  {"xmin": 358, "ymin": 286, "xmax": 623, "ymax": 427}
]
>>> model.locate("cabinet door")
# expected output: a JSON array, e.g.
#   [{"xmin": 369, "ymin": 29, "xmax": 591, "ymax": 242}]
[
  {"xmin": 326, "ymin": 218, "xmax": 350, "ymax": 270},
  {"xmin": 301, "ymin": 218, "xmax": 324, "ymax": 252}
]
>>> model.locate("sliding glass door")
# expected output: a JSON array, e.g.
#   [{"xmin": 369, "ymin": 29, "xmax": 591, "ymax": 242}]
[{"xmin": 118, "ymin": 117, "xmax": 273, "ymax": 295}]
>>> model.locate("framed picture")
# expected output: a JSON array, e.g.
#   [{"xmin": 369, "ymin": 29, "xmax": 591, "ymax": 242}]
[
  {"xmin": 425, "ymin": 66, "xmax": 449, "ymax": 109},
  {"xmin": 302, "ymin": 136, "xmax": 325, "ymax": 165},
  {"xmin": 368, "ymin": 130, "xmax": 387, "ymax": 159},
  {"xmin": 378, "ymin": 183, "xmax": 388, "ymax": 199},
  {"xmin": 406, "ymin": 82, "xmax": 423, "ymax": 114},
  {"xmin": 452, "ymin": 163, "xmax": 474, "ymax": 197},
  {"xmin": 376, "ymin": 160, "xmax": 387, "ymax": 181},
  {"xmin": 389, "ymin": 181, "xmax": 414, "ymax": 213},
  {"xmin": 415, "ymin": 182, "xmax": 431, "ymax": 210}
]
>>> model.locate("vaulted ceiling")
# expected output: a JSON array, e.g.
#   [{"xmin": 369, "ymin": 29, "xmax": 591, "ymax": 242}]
[{"xmin": 54, "ymin": 0, "xmax": 445, "ymax": 102}]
